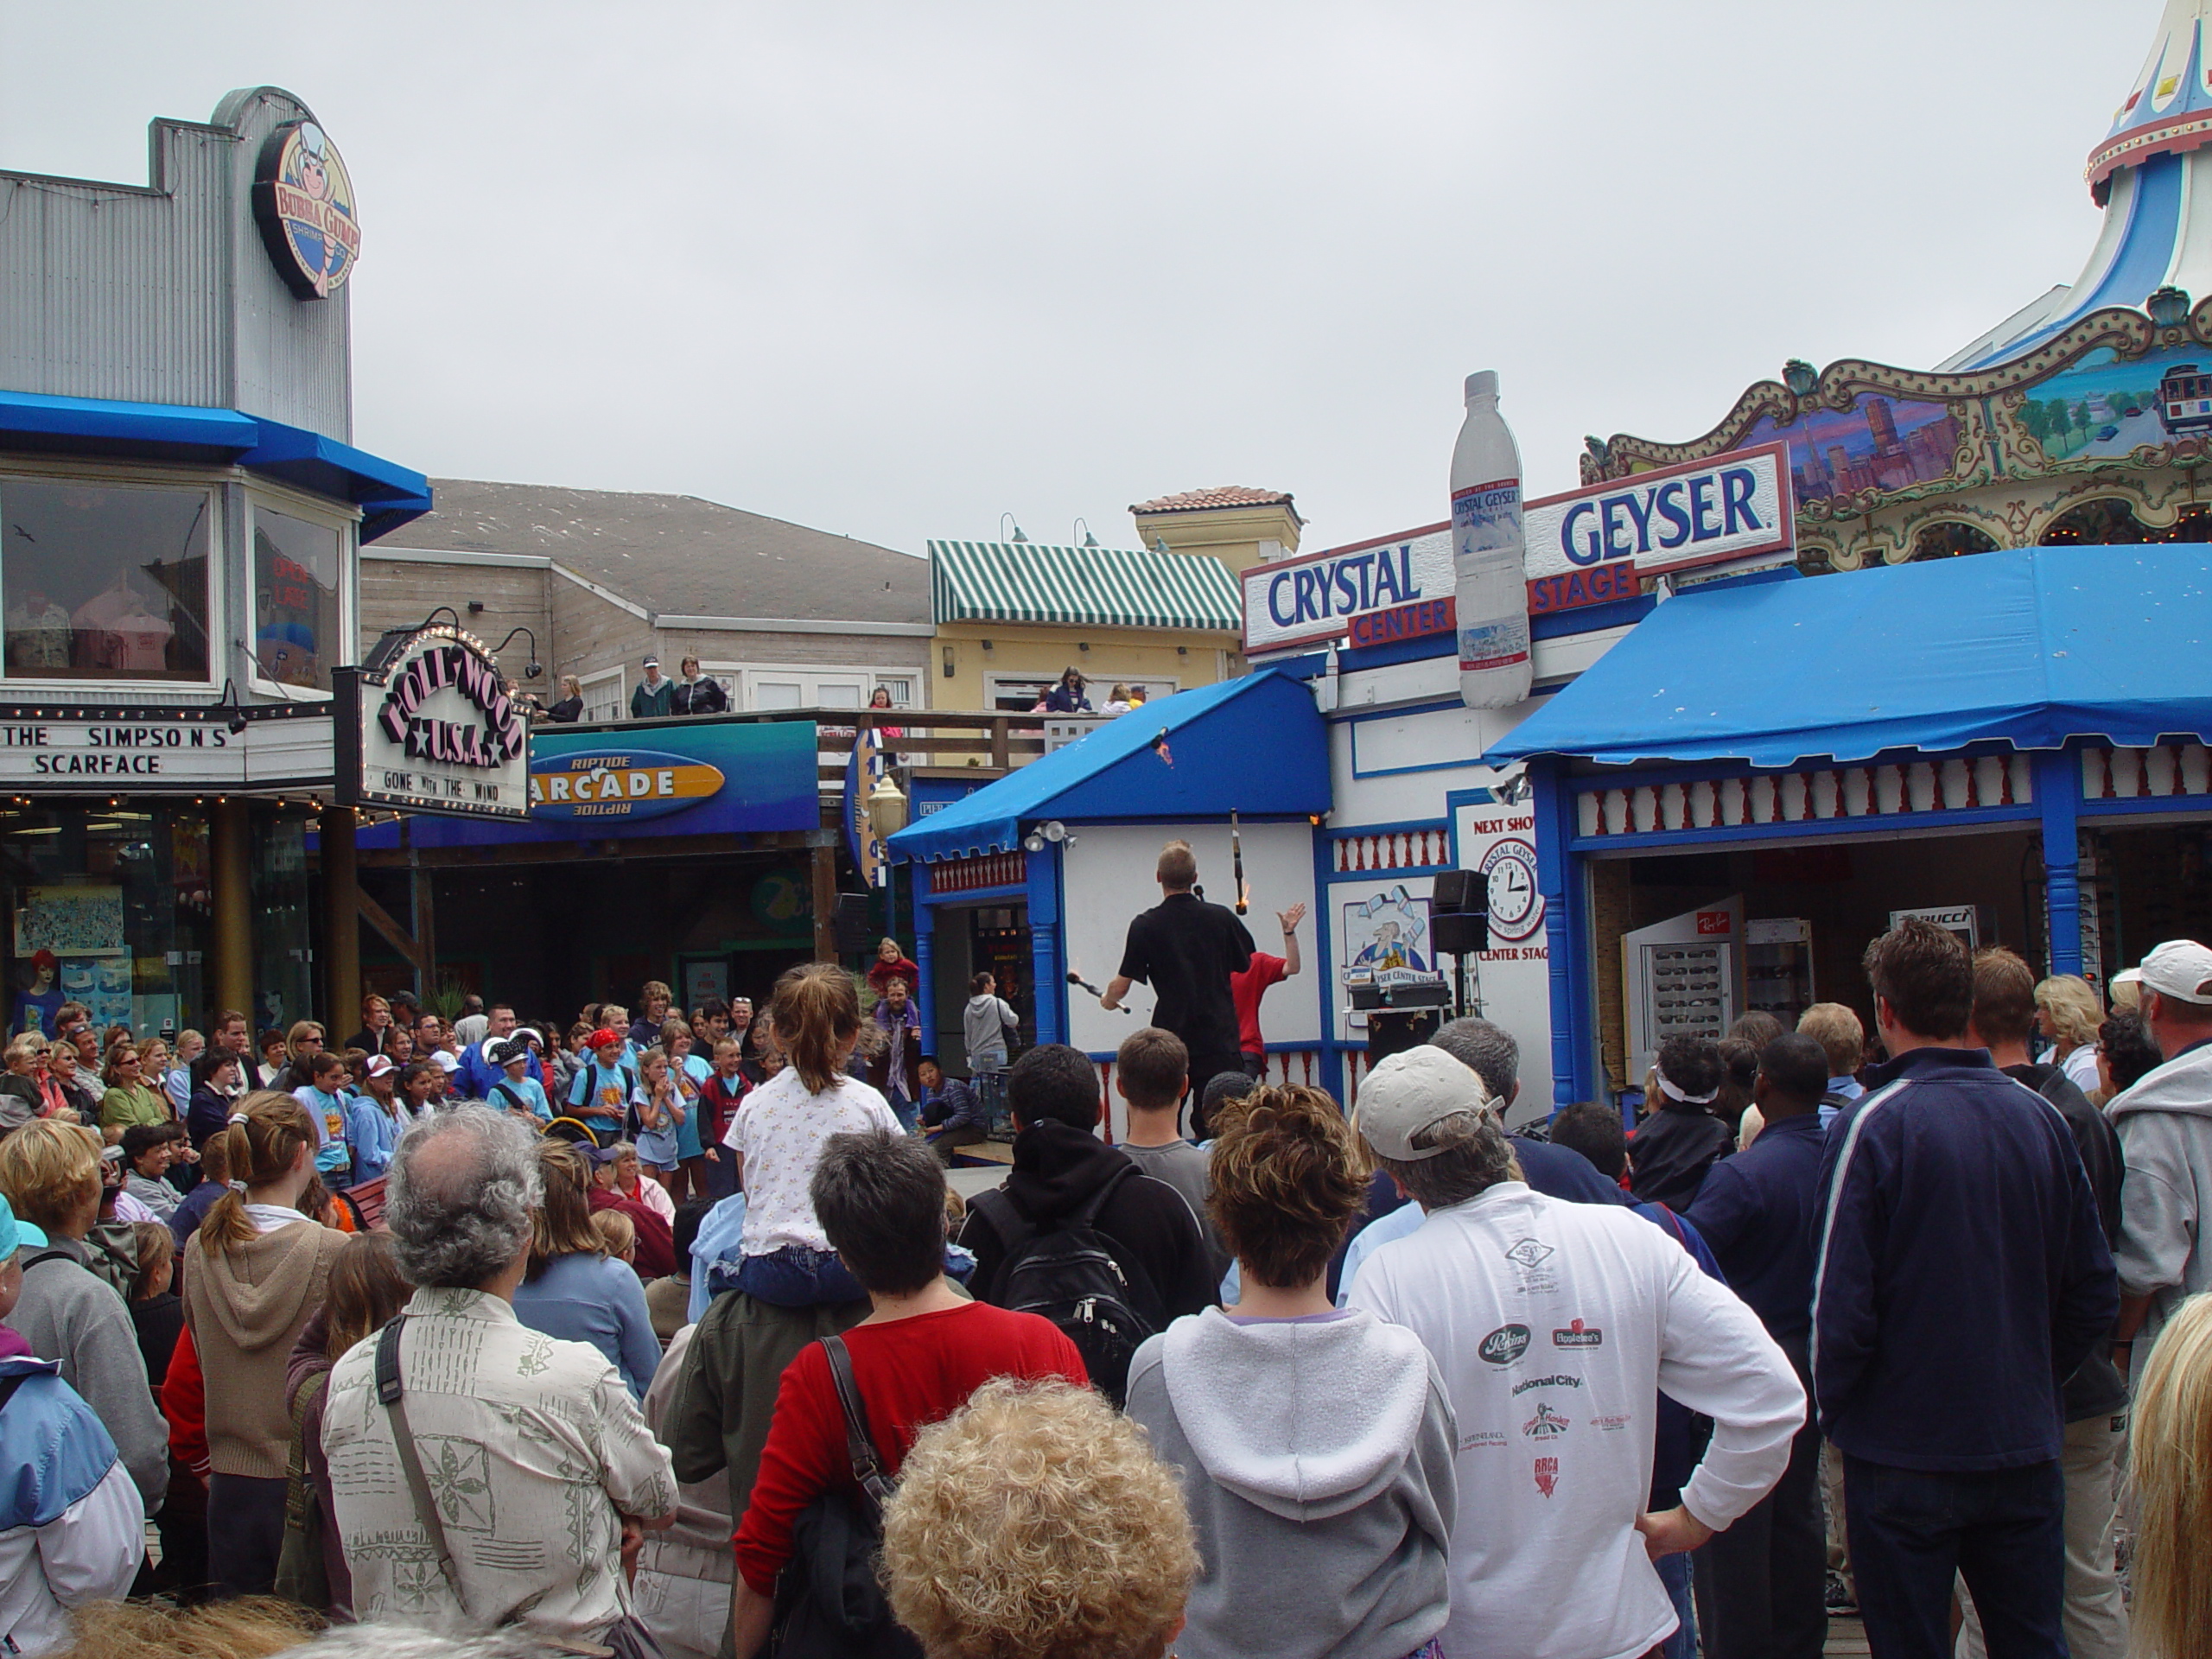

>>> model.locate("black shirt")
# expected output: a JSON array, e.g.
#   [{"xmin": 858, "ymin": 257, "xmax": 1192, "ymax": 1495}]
[
  {"xmin": 545, "ymin": 696, "xmax": 583, "ymax": 723},
  {"xmin": 1117, "ymin": 891, "xmax": 1254, "ymax": 1066},
  {"xmin": 1628, "ymin": 1106, "xmax": 1732, "ymax": 1210},
  {"xmin": 2005, "ymin": 1060, "xmax": 2129, "ymax": 1421}
]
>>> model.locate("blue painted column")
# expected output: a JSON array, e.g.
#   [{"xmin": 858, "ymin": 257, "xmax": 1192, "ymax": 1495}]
[
  {"xmin": 1311, "ymin": 819, "xmax": 1344, "ymax": 1103},
  {"xmin": 911, "ymin": 860, "xmax": 938, "ymax": 1057},
  {"xmin": 1027, "ymin": 842, "xmax": 1066, "ymax": 1047},
  {"xmin": 1532, "ymin": 759, "xmax": 1588, "ymax": 1112},
  {"xmin": 2036, "ymin": 748, "xmax": 2084, "ymax": 976}
]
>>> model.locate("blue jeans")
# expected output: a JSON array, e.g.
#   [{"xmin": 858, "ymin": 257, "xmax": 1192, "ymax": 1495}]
[
  {"xmin": 1844, "ymin": 1453, "xmax": 2067, "ymax": 1659},
  {"xmin": 733, "ymin": 1245, "xmax": 868, "ymax": 1308},
  {"xmin": 1656, "ymin": 1548, "xmax": 1700, "ymax": 1659},
  {"xmin": 887, "ymin": 1090, "xmax": 918, "ymax": 1134}
]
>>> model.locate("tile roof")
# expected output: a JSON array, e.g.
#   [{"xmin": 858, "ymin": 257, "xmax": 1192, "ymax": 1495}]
[
  {"xmin": 1128, "ymin": 485, "xmax": 1300, "ymax": 519},
  {"xmin": 385, "ymin": 479, "xmax": 929, "ymax": 626}
]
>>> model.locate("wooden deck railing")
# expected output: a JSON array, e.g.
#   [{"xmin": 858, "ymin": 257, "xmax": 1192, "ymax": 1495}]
[{"xmin": 538, "ymin": 705, "xmax": 1060, "ymax": 786}]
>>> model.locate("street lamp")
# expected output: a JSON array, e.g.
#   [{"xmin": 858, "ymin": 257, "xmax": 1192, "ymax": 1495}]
[{"xmin": 868, "ymin": 771, "xmax": 909, "ymax": 842}]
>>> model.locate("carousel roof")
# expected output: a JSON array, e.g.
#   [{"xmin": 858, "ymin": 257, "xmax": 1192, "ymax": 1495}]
[{"xmin": 1945, "ymin": 1, "xmax": 2212, "ymax": 372}]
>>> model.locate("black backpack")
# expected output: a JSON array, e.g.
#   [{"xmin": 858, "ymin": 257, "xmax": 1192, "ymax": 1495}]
[{"xmin": 969, "ymin": 1164, "xmax": 1164, "ymax": 1404}]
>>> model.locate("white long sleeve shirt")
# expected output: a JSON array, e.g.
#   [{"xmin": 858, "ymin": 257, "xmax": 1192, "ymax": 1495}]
[{"xmin": 1347, "ymin": 1181, "xmax": 1802, "ymax": 1659}]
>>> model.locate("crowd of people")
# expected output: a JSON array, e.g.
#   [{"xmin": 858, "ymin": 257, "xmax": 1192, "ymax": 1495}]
[{"xmin": 5, "ymin": 883, "xmax": 2212, "ymax": 1659}]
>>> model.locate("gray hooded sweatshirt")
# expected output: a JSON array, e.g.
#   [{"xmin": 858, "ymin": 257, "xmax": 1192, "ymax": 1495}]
[
  {"xmin": 962, "ymin": 994, "xmax": 1017, "ymax": 1071},
  {"xmin": 1125, "ymin": 1306, "xmax": 1456, "ymax": 1659},
  {"xmin": 2109, "ymin": 1039, "xmax": 2212, "ymax": 1352}
]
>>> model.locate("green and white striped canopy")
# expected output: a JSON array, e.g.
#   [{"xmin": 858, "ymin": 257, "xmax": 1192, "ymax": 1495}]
[{"xmin": 927, "ymin": 539, "xmax": 1241, "ymax": 632}]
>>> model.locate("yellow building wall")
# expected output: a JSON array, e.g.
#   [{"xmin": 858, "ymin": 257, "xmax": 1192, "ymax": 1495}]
[
  {"xmin": 931, "ymin": 622, "xmax": 1243, "ymax": 710},
  {"xmin": 1128, "ymin": 501, "xmax": 1303, "ymax": 577}
]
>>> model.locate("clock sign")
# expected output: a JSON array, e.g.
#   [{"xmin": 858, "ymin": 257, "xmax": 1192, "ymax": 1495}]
[{"xmin": 1479, "ymin": 837, "xmax": 1545, "ymax": 943}]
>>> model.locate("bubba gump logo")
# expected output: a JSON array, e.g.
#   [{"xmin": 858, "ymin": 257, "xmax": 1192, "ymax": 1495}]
[
  {"xmin": 252, "ymin": 121, "xmax": 360, "ymax": 298},
  {"xmin": 529, "ymin": 750, "xmax": 727, "ymax": 823}
]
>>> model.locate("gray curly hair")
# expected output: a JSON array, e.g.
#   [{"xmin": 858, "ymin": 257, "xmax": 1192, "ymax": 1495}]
[{"xmin": 385, "ymin": 1105, "xmax": 543, "ymax": 1288}]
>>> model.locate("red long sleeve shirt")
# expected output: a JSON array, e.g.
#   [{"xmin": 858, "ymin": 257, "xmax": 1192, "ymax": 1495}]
[{"xmin": 733, "ymin": 1301, "xmax": 1087, "ymax": 1593}]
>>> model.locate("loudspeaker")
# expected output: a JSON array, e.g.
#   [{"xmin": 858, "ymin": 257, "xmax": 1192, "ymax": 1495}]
[
  {"xmin": 1433, "ymin": 911, "xmax": 1491, "ymax": 957},
  {"xmin": 1365, "ymin": 1008, "xmax": 1440, "ymax": 1065},
  {"xmin": 832, "ymin": 893, "xmax": 874, "ymax": 955},
  {"xmin": 1433, "ymin": 868, "xmax": 1478, "ymax": 912}
]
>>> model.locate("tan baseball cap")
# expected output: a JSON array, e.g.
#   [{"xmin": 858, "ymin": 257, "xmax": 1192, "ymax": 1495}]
[{"xmin": 1352, "ymin": 1045, "xmax": 1492, "ymax": 1161}]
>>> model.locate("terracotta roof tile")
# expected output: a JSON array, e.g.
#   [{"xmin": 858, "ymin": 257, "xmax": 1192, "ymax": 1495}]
[{"xmin": 1128, "ymin": 485, "xmax": 1300, "ymax": 518}]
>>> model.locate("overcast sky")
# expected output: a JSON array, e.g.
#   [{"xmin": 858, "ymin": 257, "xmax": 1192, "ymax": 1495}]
[{"xmin": 0, "ymin": 1, "xmax": 2146, "ymax": 556}]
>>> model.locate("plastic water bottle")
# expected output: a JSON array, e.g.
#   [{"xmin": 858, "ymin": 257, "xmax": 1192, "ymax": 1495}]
[{"xmin": 1451, "ymin": 370, "xmax": 1531, "ymax": 709}]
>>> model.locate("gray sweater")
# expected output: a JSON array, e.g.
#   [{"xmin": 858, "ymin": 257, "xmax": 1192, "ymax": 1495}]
[
  {"xmin": 1125, "ymin": 1306, "xmax": 1456, "ymax": 1659},
  {"xmin": 7, "ymin": 1236, "xmax": 169, "ymax": 1504}
]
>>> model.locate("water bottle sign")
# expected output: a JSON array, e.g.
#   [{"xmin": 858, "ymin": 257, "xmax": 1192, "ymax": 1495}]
[{"xmin": 1451, "ymin": 372, "xmax": 1531, "ymax": 709}]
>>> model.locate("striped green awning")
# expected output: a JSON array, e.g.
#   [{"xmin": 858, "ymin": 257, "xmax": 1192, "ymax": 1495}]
[{"xmin": 927, "ymin": 539, "xmax": 1242, "ymax": 632}]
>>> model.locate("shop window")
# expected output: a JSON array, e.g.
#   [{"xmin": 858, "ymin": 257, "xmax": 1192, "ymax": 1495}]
[
  {"xmin": 874, "ymin": 677, "xmax": 916, "ymax": 708},
  {"xmin": 0, "ymin": 804, "xmax": 212, "ymax": 1041},
  {"xmin": 740, "ymin": 666, "xmax": 881, "ymax": 711},
  {"xmin": 250, "ymin": 811, "xmax": 315, "ymax": 1033},
  {"xmin": 252, "ymin": 505, "xmax": 345, "ymax": 690},
  {"xmin": 579, "ymin": 667, "xmax": 624, "ymax": 723},
  {"xmin": 2040, "ymin": 499, "xmax": 2212, "ymax": 545},
  {"xmin": 986, "ymin": 673, "xmax": 1177, "ymax": 711},
  {"xmin": 1909, "ymin": 523, "xmax": 1999, "ymax": 561},
  {"xmin": 0, "ymin": 476, "xmax": 213, "ymax": 682}
]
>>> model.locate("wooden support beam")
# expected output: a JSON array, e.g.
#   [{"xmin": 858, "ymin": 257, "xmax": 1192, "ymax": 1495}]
[
  {"xmin": 356, "ymin": 885, "xmax": 430, "ymax": 976},
  {"xmin": 810, "ymin": 842, "xmax": 838, "ymax": 963}
]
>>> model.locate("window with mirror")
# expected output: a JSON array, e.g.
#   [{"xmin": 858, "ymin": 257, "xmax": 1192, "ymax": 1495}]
[{"xmin": 0, "ymin": 475, "xmax": 213, "ymax": 682}]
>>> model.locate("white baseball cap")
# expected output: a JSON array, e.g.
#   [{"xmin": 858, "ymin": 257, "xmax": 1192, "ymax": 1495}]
[
  {"xmin": 2138, "ymin": 940, "xmax": 2212, "ymax": 1005},
  {"xmin": 1352, "ymin": 1045, "xmax": 1492, "ymax": 1162}
]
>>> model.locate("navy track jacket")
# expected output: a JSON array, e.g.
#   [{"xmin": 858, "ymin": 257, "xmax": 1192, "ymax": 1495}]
[{"xmin": 1810, "ymin": 1045, "xmax": 2117, "ymax": 1471}]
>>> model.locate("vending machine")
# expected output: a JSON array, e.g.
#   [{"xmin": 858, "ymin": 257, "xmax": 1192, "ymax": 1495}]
[
  {"xmin": 1624, "ymin": 895, "xmax": 1745, "ymax": 1083},
  {"xmin": 1745, "ymin": 917, "xmax": 1816, "ymax": 1028}
]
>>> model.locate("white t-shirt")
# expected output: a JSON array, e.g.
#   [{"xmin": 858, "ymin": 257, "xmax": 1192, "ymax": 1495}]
[
  {"xmin": 2061, "ymin": 1043, "xmax": 2101, "ymax": 1097},
  {"xmin": 724, "ymin": 1068, "xmax": 900, "ymax": 1255},
  {"xmin": 1347, "ymin": 1182, "xmax": 1802, "ymax": 1659}
]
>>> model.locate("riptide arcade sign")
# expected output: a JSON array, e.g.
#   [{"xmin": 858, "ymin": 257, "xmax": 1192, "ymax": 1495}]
[
  {"xmin": 335, "ymin": 626, "xmax": 531, "ymax": 819},
  {"xmin": 1523, "ymin": 443, "xmax": 1795, "ymax": 609}
]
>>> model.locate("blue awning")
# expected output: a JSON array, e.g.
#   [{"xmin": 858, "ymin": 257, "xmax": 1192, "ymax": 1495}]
[
  {"xmin": 1484, "ymin": 544, "xmax": 2212, "ymax": 769},
  {"xmin": 0, "ymin": 387, "xmax": 430, "ymax": 541},
  {"xmin": 889, "ymin": 670, "xmax": 1330, "ymax": 863}
]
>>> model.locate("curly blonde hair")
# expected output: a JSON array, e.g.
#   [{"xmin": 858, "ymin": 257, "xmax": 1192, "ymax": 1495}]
[
  {"xmin": 2130, "ymin": 1293, "xmax": 2212, "ymax": 1659},
  {"xmin": 2034, "ymin": 974, "xmax": 2104, "ymax": 1050},
  {"xmin": 880, "ymin": 1377, "xmax": 1195, "ymax": 1659}
]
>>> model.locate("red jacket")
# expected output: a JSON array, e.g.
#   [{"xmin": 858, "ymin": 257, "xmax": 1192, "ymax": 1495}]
[
  {"xmin": 589, "ymin": 1185, "xmax": 675, "ymax": 1279},
  {"xmin": 162, "ymin": 1323, "xmax": 209, "ymax": 1477}
]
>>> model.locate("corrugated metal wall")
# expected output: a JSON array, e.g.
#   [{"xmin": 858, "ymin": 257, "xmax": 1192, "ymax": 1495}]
[{"xmin": 0, "ymin": 86, "xmax": 351, "ymax": 440}]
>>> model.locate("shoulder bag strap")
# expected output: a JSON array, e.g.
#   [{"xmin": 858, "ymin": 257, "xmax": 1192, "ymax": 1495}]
[
  {"xmin": 1074, "ymin": 1160, "xmax": 1137, "ymax": 1229},
  {"xmin": 375, "ymin": 1318, "xmax": 476, "ymax": 1622},
  {"xmin": 818, "ymin": 1334, "xmax": 896, "ymax": 1522},
  {"xmin": 284, "ymin": 1368, "xmax": 330, "ymax": 1527}
]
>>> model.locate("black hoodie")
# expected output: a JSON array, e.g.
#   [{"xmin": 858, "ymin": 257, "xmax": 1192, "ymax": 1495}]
[{"xmin": 958, "ymin": 1119, "xmax": 1219, "ymax": 1321}]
